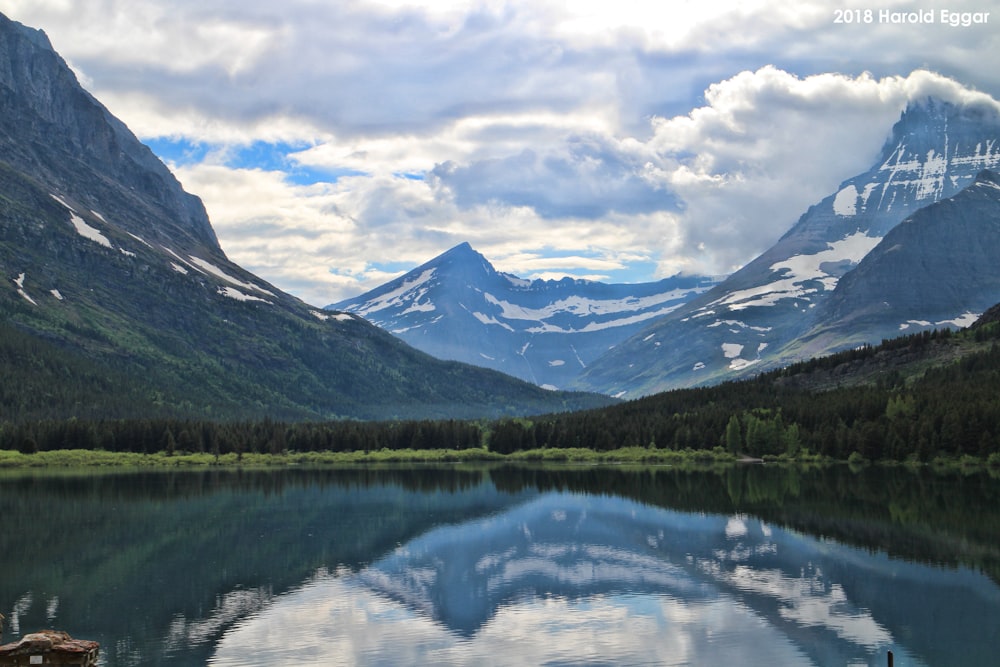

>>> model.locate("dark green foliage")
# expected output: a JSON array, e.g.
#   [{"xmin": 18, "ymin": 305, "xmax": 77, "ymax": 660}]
[{"xmin": 4, "ymin": 312, "xmax": 1000, "ymax": 462}]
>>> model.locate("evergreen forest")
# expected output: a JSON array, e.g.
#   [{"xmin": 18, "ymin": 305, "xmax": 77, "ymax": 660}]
[{"xmin": 4, "ymin": 315, "xmax": 1000, "ymax": 465}]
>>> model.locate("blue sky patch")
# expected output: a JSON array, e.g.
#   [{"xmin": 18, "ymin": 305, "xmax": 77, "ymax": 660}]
[{"xmin": 144, "ymin": 138, "xmax": 366, "ymax": 186}]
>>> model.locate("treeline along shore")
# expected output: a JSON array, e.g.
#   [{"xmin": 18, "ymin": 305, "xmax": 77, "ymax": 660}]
[{"xmin": 4, "ymin": 324, "xmax": 1000, "ymax": 466}]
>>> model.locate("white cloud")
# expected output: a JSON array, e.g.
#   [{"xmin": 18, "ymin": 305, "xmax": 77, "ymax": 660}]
[{"xmin": 2, "ymin": 1, "xmax": 999, "ymax": 305}]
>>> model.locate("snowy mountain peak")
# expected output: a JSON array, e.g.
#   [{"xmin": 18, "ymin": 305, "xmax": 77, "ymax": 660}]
[
  {"xmin": 575, "ymin": 97, "xmax": 1000, "ymax": 396},
  {"xmin": 838, "ymin": 98, "xmax": 1000, "ymax": 226},
  {"xmin": 331, "ymin": 244, "xmax": 719, "ymax": 388}
]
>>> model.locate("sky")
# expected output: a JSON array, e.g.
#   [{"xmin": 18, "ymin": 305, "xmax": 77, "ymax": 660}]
[{"xmin": 2, "ymin": 1, "xmax": 1000, "ymax": 307}]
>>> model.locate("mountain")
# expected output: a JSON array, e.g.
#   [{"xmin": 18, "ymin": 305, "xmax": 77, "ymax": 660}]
[
  {"xmin": 790, "ymin": 169, "xmax": 1000, "ymax": 354},
  {"xmin": 329, "ymin": 242, "xmax": 718, "ymax": 390},
  {"xmin": 0, "ymin": 14, "xmax": 611, "ymax": 421},
  {"xmin": 575, "ymin": 97, "xmax": 1000, "ymax": 397}
]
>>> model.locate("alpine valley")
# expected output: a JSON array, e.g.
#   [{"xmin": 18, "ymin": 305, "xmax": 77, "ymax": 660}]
[
  {"xmin": 0, "ymin": 14, "xmax": 612, "ymax": 421},
  {"xmin": 336, "ymin": 96, "xmax": 1000, "ymax": 399}
]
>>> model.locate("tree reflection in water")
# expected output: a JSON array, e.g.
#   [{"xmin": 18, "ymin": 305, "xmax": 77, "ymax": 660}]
[{"xmin": 1, "ymin": 464, "xmax": 998, "ymax": 666}]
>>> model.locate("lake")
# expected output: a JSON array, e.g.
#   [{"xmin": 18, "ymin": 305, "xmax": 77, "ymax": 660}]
[{"xmin": 1, "ymin": 464, "xmax": 999, "ymax": 666}]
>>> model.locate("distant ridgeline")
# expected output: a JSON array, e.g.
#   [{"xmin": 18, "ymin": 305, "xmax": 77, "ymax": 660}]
[
  {"xmin": 332, "ymin": 99, "xmax": 1000, "ymax": 402},
  {"xmin": 5, "ymin": 312, "xmax": 1000, "ymax": 464}
]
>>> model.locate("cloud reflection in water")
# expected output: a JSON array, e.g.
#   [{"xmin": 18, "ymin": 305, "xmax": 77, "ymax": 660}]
[{"xmin": 209, "ymin": 492, "xmax": 915, "ymax": 666}]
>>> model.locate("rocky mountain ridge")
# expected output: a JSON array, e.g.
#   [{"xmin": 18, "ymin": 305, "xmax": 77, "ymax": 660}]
[
  {"xmin": 330, "ymin": 242, "xmax": 717, "ymax": 389},
  {"xmin": 574, "ymin": 97, "xmax": 1000, "ymax": 396}
]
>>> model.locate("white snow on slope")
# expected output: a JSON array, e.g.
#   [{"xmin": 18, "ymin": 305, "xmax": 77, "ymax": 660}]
[
  {"xmin": 707, "ymin": 319, "xmax": 772, "ymax": 333},
  {"xmin": 311, "ymin": 311, "xmax": 354, "ymax": 322},
  {"xmin": 729, "ymin": 358, "xmax": 759, "ymax": 371},
  {"xmin": 171, "ymin": 263, "xmax": 189, "ymax": 275},
  {"xmin": 218, "ymin": 287, "xmax": 270, "ymax": 303},
  {"xmin": 523, "ymin": 304, "xmax": 689, "ymax": 334},
  {"xmin": 484, "ymin": 287, "xmax": 709, "ymax": 322},
  {"xmin": 353, "ymin": 269, "xmax": 437, "ymax": 317},
  {"xmin": 873, "ymin": 138, "xmax": 1000, "ymax": 210},
  {"xmin": 472, "ymin": 311, "xmax": 515, "ymax": 331},
  {"xmin": 402, "ymin": 300, "xmax": 436, "ymax": 315},
  {"xmin": 13, "ymin": 273, "xmax": 36, "ymax": 305},
  {"xmin": 938, "ymin": 311, "xmax": 979, "ymax": 328},
  {"xmin": 189, "ymin": 256, "xmax": 276, "ymax": 297},
  {"xmin": 128, "ymin": 232, "xmax": 153, "ymax": 248},
  {"xmin": 721, "ymin": 342, "xmax": 763, "ymax": 371},
  {"xmin": 834, "ymin": 180, "xmax": 881, "ymax": 216},
  {"xmin": 712, "ymin": 232, "xmax": 882, "ymax": 311},
  {"xmin": 900, "ymin": 311, "xmax": 979, "ymax": 331},
  {"xmin": 50, "ymin": 194, "xmax": 73, "ymax": 210},
  {"xmin": 976, "ymin": 178, "xmax": 1000, "ymax": 192},
  {"xmin": 721, "ymin": 343, "xmax": 743, "ymax": 359},
  {"xmin": 51, "ymin": 194, "xmax": 113, "ymax": 248},
  {"xmin": 69, "ymin": 212, "xmax": 113, "ymax": 248},
  {"xmin": 833, "ymin": 185, "xmax": 858, "ymax": 216},
  {"xmin": 50, "ymin": 289, "xmax": 64, "ymax": 301}
]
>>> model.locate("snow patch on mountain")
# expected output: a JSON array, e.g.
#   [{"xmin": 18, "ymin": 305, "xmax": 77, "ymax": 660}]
[
  {"xmin": 218, "ymin": 286, "xmax": 270, "ymax": 304},
  {"xmin": 351, "ymin": 269, "xmax": 437, "ymax": 317},
  {"xmin": 833, "ymin": 185, "xmax": 858, "ymax": 216},
  {"xmin": 69, "ymin": 212, "xmax": 112, "ymax": 248},
  {"xmin": 13, "ymin": 272, "xmax": 36, "ymax": 305},
  {"xmin": 128, "ymin": 232, "xmax": 153, "ymax": 248},
  {"xmin": 486, "ymin": 288, "xmax": 705, "ymax": 322},
  {"xmin": 188, "ymin": 256, "xmax": 276, "ymax": 297},
  {"xmin": 721, "ymin": 343, "xmax": 743, "ymax": 359},
  {"xmin": 51, "ymin": 194, "xmax": 114, "ymax": 249},
  {"xmin": 50, "ymin": 289, "xmax": 63, "ymax": 301},
  {"xmin": 471, "ymin": 311, "xmax": 515, "ymax": 331},
  {"xmin": 505, "ymin": 274, "xmax": 531, "ymax": 288},
  {"xmin": 938, "ymin": 311, "xmax": 979, "ymax": 328},
  {"xmin": 707, "ymin": 319, "xmax": 772, "ymax": 333},
  {"xmin": 710, "ymin": 232, "xmax": 882, "ymax": 311},
  {"xmin": 332, "ymin": 242, "xmax": 719, "ymax": 388},
  {"xmin": 311, "ymin": 311, "xmax": 356, "ymax": 322}
]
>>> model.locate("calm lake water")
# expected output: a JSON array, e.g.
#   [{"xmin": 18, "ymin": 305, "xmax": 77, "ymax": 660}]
[{"xmin": 2, "ymin": 464, "xmax": 999, "ymax": 666}]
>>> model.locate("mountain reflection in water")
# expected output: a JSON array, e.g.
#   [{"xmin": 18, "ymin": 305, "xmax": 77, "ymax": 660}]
[
  {"xmin": 209, "ymin": 490, "xmax": 995, "ymax": 666},
  {"xmin": 3, "ymin": 465, "xmax": 999, "ymax": 666}
]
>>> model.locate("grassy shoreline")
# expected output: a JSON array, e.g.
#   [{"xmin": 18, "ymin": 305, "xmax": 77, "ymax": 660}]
[{"xmin": 2, "ymin": 446, "xmax": 999, "ymax": 471}]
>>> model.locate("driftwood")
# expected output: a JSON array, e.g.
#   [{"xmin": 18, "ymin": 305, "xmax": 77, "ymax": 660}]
[{"xmin": 0, "ymin": 630, "xmax": 99, "ymax": 666}]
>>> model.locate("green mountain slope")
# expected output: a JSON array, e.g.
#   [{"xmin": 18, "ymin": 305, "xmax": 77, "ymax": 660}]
[{"xmin": 0, "ymin": 14, "xmax": 610, "ymax": 421}]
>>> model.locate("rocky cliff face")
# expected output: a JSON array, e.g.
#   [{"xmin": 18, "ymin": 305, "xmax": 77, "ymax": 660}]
[{"xmin": 0, "ymin": 14, "xmax": 219, "ymax": 251}]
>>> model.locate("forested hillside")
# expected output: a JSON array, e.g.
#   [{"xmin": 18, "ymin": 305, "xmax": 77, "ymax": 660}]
[{"xmin": 4, "ymin": 315, "xmax": 1000, "ymax": 464}]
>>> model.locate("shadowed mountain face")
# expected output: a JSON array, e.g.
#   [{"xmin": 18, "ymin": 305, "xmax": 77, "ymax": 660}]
[
  {"xmin": 0, "ymin": 16, "xmax": 218, "ymax": 252},
  {"xmin": 792, "ymin": 169, "xmax": 1000, "ymax": 353},
  {"xmin": 574, "ymin": 98, "xmax": 1000, "ymax": 397},
  {"xmin": 330, "ymin": 242, "xmax": 717, "ymax": 390},
  {"xmin": 0, "ymin": 13, "xmax": 611, "ymax": 420}
]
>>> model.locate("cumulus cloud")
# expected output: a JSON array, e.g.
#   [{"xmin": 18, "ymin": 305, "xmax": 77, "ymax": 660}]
[
  {"xmin": 3, "ymin": 1, "xmax": 999, "ymax": 305},
  {"xmin": 429, "ymin": 134, "xmax": 681, "ymax": 220}
]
